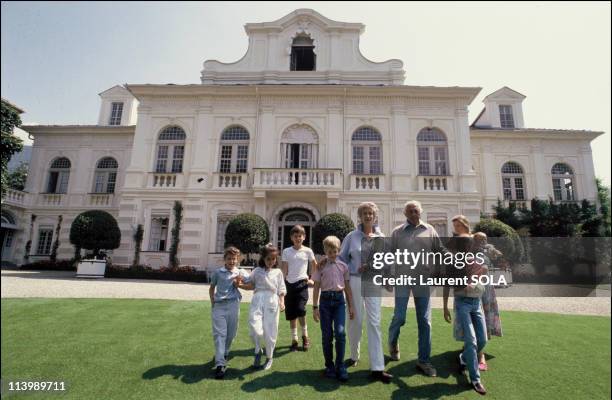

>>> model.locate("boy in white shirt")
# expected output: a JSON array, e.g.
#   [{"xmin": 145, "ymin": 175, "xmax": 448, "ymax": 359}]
[{"xmin": 281, "ymin": 224, "xmax": 317, "ymax": 351}]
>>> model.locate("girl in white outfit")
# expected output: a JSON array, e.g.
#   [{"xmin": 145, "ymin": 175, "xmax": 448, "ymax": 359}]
[{"xmin": 237, "ymin": 243, "xmax": 286, "ymax": 370}]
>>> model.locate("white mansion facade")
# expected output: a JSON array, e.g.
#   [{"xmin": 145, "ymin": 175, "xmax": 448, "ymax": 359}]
[{"xmin": 1, "ymin": 9, "xmax": 602, "ymax": 269}]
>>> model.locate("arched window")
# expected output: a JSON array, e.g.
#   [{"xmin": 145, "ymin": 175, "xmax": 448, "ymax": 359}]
[
  {"xmin": 417, "ymin": 128, "xmax": 448, "ymax": 176},
  {"xmin": 93, "ymin": 157, "xmax": 119, "ymax": 193},
  {"xmin": 155, "ymin": 126, "xmax": 186, "ymax": 173},
  {"xmin": 352, "ymin": 127, "xmax": 382, "ymax": 174},
  {"xmin": 280, "ymin": 124, "xmax": 318, "ymax": 169},
  {"xmin": 218, "ymin": 126, "xmax": 250, "ymax": 173},
  {"xmin": 551, "ymin": 163, "xmax": 575, "ymax": 201},
  {"xmin": 501, "ymin": 162, "xmax": 525, "ymax": 200},
  {"xmin": 290, "ymin": 34, "xmax": 316, "ymax": 71},
  {"xmin": 47, "ymin": 157, "xmax": 71, "ymax": 193}
]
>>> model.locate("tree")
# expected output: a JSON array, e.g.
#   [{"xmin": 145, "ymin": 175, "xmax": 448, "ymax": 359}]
[
  {"xmin": 224, "ymin": 213, "xmax": 270, "ymax": 261},
  {"xmin": 69, "ymin": 210, "xmax": 121, "ymax": 258},
  {"xmin": 6, "ymin": 161, "xmax": 28, "ymax": 191},
  {"xmin": 596, "ymin": 178, "xmax": 611, "ymax": 237},
  {"xmin": 312, "ymin": 213, "xmax": 355, "ymax": 255},
  {"xmin": 168, "ymin": 201, "xmax": 183, "ymax": 268},
  {"xmin": 1, "ymin": 100, "xmax": 23, "ymax": 197},
  {"xmin": 474, "ymin": 217, "xmax": 524, "ymax": 264}
]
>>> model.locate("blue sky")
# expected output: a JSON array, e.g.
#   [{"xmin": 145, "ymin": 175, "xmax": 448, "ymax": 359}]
[{"xmin": 2, "ymin": 1, "xmax": 610, "ymax": 184}]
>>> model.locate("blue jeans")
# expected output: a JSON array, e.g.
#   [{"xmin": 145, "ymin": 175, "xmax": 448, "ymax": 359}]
[
  {"xmin": 388, "ymin": 285, "xmax": 431, "ymax": 363},
  {"xmin": 455, "ymin": 296, "xmax": 487, "ymax": 383},
  {"xmin": 319, "ymin": 291, "xmax": 346, "ymax": 370}
]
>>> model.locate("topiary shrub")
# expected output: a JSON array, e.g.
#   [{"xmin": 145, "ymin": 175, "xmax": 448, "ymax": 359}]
[
  {"xmin": 224, "ymin": 213, "xmax": 270, "ymax": 260},
  {"xmin": 69, "ymin": 210, "xmax": 121, "ymax": 259},
  {"xmin": 473, "ymin": 217, "xmax": 524, "ymax": 264},
  {"xmin": 312, "ymin": 213, "xmax": 355, "ymax": 255}
]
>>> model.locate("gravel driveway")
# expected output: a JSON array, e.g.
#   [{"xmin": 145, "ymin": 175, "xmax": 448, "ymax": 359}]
[{"xmin": 2, "ymin": 270, "xmax": 610, "ymax": 316}]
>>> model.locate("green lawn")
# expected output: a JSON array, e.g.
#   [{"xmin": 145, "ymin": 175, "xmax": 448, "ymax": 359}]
[{"xmin": 1, "ymin": 298, "xmax": 610, "ymax": 400}]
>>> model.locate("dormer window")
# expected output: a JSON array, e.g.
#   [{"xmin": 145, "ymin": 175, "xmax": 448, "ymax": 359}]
[
  {"xmin": 290, "ymin": 35, "xmax": 316, "ymax": 71},
  {"xmin": 109, "ymin": 102, "xmax": 123, "ymax": 125},
  {"xmin": 499, "ymin": 104, "xmax": 515, "ymax": 128}
]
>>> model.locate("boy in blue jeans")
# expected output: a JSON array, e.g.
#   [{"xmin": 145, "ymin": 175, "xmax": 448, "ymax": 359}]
[{"xmin": 312, "ymin": 236, "xmax": 354, "ymax": 381}]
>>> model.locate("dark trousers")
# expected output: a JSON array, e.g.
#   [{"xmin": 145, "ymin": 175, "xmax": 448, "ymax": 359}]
[{"xmin": 319, "ymin": 291, "xmax": 346, "ymax": 370}]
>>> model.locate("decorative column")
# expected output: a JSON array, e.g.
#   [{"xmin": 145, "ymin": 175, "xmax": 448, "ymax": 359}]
[{"xmin": 454, "ymin": 106, "xmax": 477, "ymax": 193}]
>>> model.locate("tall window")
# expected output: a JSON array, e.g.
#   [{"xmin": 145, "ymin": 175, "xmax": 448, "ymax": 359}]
[
  {"xmin": 109, "ymin": 102, "xmax": 124, "ymax": 125},
  {"xmin": 148, "ymin": 216, "xmax": 169, "ymax": 251},
  {"xmin": 155, "ymin": 126, "xmax": 186, "ymax": 173},
  {"xmin": 290, "ymin": 34, "xmax": 316, "ymax": 71},
  {"xmin": 417, "ymin": 128, "xmax": 448, "ymax": 176},
  {"xmin": 352, "ymin": 127, "xmax": 383, "ymax": 174},
  {"xmin": 280, "ymin": 124, "xmax": 318, "ymax": 169},
  {"xmin": 93, "ymin": 157, "xmax": 118, "ymax": 193},
  {"xmin": 47, "ymin": 157, "xmax": 71, "ymax": 193},
  {"xmin": 551, "ymin": 163, "xmax": 575, "ymax": 201},
  {"xmin": 218, "ymin": 126, "xmax": 249, "ymax": 173},
  {"xmin": 37, "ymin": 226, "xmax": 54, "ymax": 255},
  {"xmin": 499, "ymin": 105, "xmax": 515, "ymax": 128},
  {"xmin": 215, "ymin": 214, "xmax": 236, "ymax": 253},
  {"xmin": 501, "ymin": 162, "xmax": 526, "ymax": 200}
]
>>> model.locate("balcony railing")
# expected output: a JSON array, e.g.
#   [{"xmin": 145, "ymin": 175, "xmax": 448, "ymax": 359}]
[
  {"xmin": 213, "ymin": 173, "xmax": 249, "ymax": 189},
  {"xmin": 503, "ymin": 199, "xmax": 528, "ymax": 209},
  {"xmin": 40, "ymin": 193, "xmax": 65, "ymax": 206},
  {"xmin": 419, "ymin": 176, "xmax": 452, "ymax": 192},
  {"xmin": 253, "ymin": 168, "xmax": 342, "ymax": 190},
  {"xmin": 88, "ymin": 193, "xmax": 114, "ymax": 206},
  {"xmin": 2, "ymin": 188, "xmax": 28, "ymax": 207},
  {"xmin": 350, "ymin": 174, "xmax": 385, "ymax": 191},
  {"xmin": 148, "ymin": 173, "xmax": 183, "ymax": 188}
]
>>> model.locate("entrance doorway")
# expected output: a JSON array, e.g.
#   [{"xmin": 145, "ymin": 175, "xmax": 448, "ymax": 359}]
[{"xmin": 276, "ymin": 208, "xmax": 316, "ymax": 250}]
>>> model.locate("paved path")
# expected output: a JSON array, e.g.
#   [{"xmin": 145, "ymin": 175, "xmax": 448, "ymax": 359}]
[{"xmin": 2, "ymin": 270, "xmax": 610, "ymax": 316}]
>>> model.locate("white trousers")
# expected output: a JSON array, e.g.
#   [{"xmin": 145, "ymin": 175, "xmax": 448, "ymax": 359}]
[
  {"xmin": 347, "ymin": 275, "xmax": 385, "ymax": 371},
  {"xmin": 249, "ymin": 290, "xmax": 280, "ymax": 359}
]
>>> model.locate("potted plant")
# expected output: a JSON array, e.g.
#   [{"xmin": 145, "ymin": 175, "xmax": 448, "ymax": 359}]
[{"xmin": 70, "ymin": 210, "xmax": 121, "ymax": 278}]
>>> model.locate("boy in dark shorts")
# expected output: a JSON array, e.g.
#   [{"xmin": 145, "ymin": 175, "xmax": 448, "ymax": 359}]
[{"xmin": 281, "ymin": 225, "xmax": 317, "ymax": 351}]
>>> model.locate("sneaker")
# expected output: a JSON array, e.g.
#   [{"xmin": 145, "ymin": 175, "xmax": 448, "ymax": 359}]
[
  {"xmin": 370, "ymin": 370, "xmax": 393, "ymax": 384},
  {"xmin": 290, "ymin": 339, "xmax": 299, "ymax": 352},
  {"xmin": 344, "ymin": 358, "xmax": 358, "ymax": 368},
  {"xmin": 324, "ymin": 365, "xmax": 336, "ymax": 379},
  {"xmin": 416, "ymin": 361, "xmax": 437, "ymax": 377},
  {"xmin": 389, "ymin": 343, "xmax": 400, "ymax": 361},
  {"xmin": 253, "ymin": 349, "xmax": 263, "ymax": 368},
  {"xmin": 263, "ymin": 358, "xmax": 273, "ymax": 370},
  {"xmin": 337, "ymin": 367, "xmax": 349, "ymax": 382},
  {"xmin": 472, "ymin": 381, "xmax": 487, "ymax": 395},
  {"xmin": 214, "ymin": 365, "xmax": 226, "ymax": 380},
  {"xmin": 302, "ymin": 335, "xmax": 311, "ymax": 351}
]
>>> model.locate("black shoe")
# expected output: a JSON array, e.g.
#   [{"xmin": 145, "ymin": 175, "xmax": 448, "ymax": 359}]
[
  {"xmin": 337, "ymin": 366, "xmax": 349, "ymax": 382},
  {"xmin": 371, "ymin": 370, "xmax": 393, "ymax": 384},
  {"xmin": 344, "ymin": 358, "xmax": 358, "ymax": 368},
  {"xmin": 214, "ymin": 365, "xmax": 226, "ymax": 379},
  {"xmin": 324, "ymin": 365, "xmax": 336, "ymax": 379},
  {"xmin": 290, "ymin": 340, "xmax": 299, "ymax": 352},
  {"xmin": 472, "ymin": 381, "xmax": 487, "ymax": 395}
]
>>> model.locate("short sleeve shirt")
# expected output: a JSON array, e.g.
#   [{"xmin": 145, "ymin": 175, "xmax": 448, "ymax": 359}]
[
  {"xmin": 282, "ymin": 246, "xmax": 315, "ymax": 283},
  {"xmin": 211, "ymin": 266, "xmax": 249, "ymax": 303},
  {"xmin": 312, "ymin": 259, "xmax": 349, "ymax": 292}
]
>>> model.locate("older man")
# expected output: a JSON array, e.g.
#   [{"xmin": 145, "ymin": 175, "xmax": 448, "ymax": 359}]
[{"xmin": 387, "ymin": 200, "xmax": 443, "ymax": 377}]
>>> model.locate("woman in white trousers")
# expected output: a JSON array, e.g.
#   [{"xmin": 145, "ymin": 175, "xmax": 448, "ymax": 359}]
[{"xmin": 337, "ymin": 202, "xmax": 393, "ymax": 383}]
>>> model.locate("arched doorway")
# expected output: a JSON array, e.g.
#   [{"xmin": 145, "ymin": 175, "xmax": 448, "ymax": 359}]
[{"xmin": 276, "ymin": 208, "xmax": 316, "ymax": 250}]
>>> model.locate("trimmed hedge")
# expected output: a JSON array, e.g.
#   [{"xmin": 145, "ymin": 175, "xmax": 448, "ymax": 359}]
[
  {"xmin": 20, "ymin": 259, "xmax": 76, "ymax": 271},
  {"xmin": 105, "ymin": 265, "xmax": 208, "ymax": 283},
  {"xmin": 312, "ymin": 213, "xmax": 355, "ymax": 255},
  {"xmin": 224, "ymin": 213, "xmax": 270, "ymax": 255},
  {"xmin": 473, "ymin": 218, "xmax": 524, "ymax": 264},
  {"xmin": 70, "ymin": 210, "xmax": 121, "ymax": 257}
]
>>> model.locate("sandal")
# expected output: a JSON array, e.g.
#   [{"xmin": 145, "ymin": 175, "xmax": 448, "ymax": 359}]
[{"xmin": 478, "ymin": 362, "xmax": 488, "ymax": 371}]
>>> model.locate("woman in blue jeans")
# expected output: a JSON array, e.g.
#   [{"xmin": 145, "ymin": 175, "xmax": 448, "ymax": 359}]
[{"xmin": 443, "ymin": 215, "xmax": 488, "ymax": 396}]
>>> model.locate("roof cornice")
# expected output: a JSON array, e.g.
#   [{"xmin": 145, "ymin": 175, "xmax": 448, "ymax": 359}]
[
  {"xmin": 470, "ymin": 127, "xmax": 603, "ymax": 141},
  {"xmin": 22, "ymin": 125, "xmax": 136, "ymax": 135}
]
